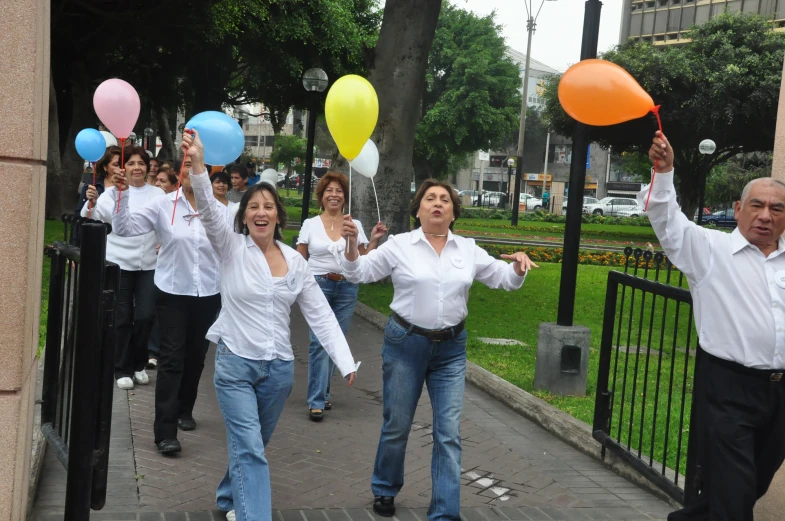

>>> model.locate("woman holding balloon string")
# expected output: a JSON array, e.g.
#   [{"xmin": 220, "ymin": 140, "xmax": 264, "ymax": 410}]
[
  {"xmin": 296, "ymin": 171, "xmax": 386, "ymax": 421},
  {"xmin": 109, "ymin": 147, "xmax": 227, "ymax": 456},
  {"xmin": 75, "ymin": 145, "xmax": 120, "ymax": 214},
  {"xmin": 81, "ymin": 146, "xmax": 165, "ymax": 390},
  {"xmin": 340, "ymin": 180, "xmax": 537, "ymax": 521},
  {"xmin": 180, "ymin": 129, "xmax": 357, "ymax": 521}
]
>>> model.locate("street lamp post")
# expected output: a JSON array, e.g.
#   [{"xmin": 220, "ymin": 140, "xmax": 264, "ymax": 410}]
[
  {"xmin": 512, "ymin": 0, "xmax": 558, "ymax": 226},
  {"xmin": 697, "ymin": 139, "xmax": 716, "ymax": 225},
  {"xmin": 507, "ymin": 158, "xmax": 515, "ymax": 206},
  {"xmin": 143, "ymin": 127, "xmax": 155, "ymax": 154},
  {"xmin": 301, "ymin": 68, "xmax": 329, "ymax": 225},
  {"xmin": 556, "ymin": 0, "xmax": 602, "ymax": 327}
]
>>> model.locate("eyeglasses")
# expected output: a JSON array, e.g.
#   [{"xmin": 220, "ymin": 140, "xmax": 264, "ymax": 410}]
[{"xmin": 183, "ymin": 213, "xmax": 201, "ymax": 225}]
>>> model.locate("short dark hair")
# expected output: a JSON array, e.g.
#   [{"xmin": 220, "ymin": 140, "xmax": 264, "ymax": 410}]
[
  {"xmin": 210, "ymin": 172, "xmax": 231, "ymax": 185},
  {"xmin": 95, "ymin": 146, "xmax": 121, "ymax": 180},
  {"xmin": 229, "ymin": 164, "xmax": 247, "ymax": 179},
  {"xmin": 246, "ymin": 161, "xmax": 256, "ymax": 169},
  {"xmin": 314, "ymin": 172, "xmax": 348, "ymax": 210},
  {"xmin": 233, "ymin": 183, "xmax": 288, "ymax": 241},
  {"xmin": 157, "ymin": 168, "xmax": 178, "ymax": 186},
  {"xmin": 123, "ymin": 146, "xmax": 151, "ymax": 170},
  {"xmin": 410, "ymin": 179, "xmax": 461, "ymax": 230},
  {"xmin": 149, "ymin": 157, "xmax": 161, "ymax": 167}
]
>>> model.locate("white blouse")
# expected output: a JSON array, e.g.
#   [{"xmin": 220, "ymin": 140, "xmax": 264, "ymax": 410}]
[
  {"xmin": 81, "ymin": 184, "xmax": 164, "ymax": 271},
  {"xmin": 111, "ymin": 187, "xmax": 226, "ymax": 297},
  {"xmin": 191, "ymin": 170, "xmax": 356, "ymax": 375},
  {"xmin": 340, "ymin": 228, "xmax": 527, "ymax": 329},
  {"xmin": 297, "ymin": 216, "xmax": 369, "ymax": 275}
]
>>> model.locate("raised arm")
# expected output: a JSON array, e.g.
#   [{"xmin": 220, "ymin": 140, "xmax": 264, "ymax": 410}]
[
  {"xmin": 110, "ymin": 175, "xmax": 159, "ymax": 237},
  {"xmin": 339, "ymin": 216, "xmax": 397, "ymax": 283},
  {"xmin": 641, "ymin": 132, "xmax": 713, "ymax": 282}
]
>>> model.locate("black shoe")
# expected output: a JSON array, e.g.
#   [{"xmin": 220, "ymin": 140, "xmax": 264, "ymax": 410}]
[
  {"xmin": 309, "ymin": 409, "xmax": 324, "ymax": 422},
  {"xmin": 373, "ymin": 496, "xmax": 395, "ymax": 517},
  {"xmin": 156, "ymin": 439, "xmax": 181, "ymax": 455},
  {"xmin": 324, "ymin": 400, "xmax": 333, "ymax": 410},
  {"xmin": 178, "ymin": 417, "xmax": 196, "ymax": 431}
]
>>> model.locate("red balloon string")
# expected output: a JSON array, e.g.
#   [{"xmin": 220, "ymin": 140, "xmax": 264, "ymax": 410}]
[
  {"xmin": 116, "ymin": 137, "xmax": 126, "ymax": 213},
  {"xmin": 644, "ymin": 105, "xmax": 664, "ymax": 212},
  {"xmin": 87, "ymin": 164, "xmax": 96, "ymax": 218},
  {"xmin": 171, "ymin": 154, "xmax": 188, "ymax": 225}
]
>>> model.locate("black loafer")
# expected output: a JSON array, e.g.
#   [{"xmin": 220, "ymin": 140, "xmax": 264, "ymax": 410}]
[
  {"xmin": 324, "ymin": 401, "xmax": 332, "ymax": 410},
  {"xmin": 178, "ymin": 417, "xmax": 196, "ymax": 431},
  {"xmin": 156, "ymin": 439, "xmax": 181, "ymax": 455},
  {"xmin": 373, "ymin": 496, "xmax": 395, "ymax": 517},
  {"xmin": 309, "ymin": 409, "xmax": 324, "ymax": 422}
]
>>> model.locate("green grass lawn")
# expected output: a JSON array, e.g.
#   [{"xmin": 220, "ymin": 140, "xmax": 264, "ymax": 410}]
[{"xmin": 358, "ymin": 262, "xmax": 697, "ymax": 474}]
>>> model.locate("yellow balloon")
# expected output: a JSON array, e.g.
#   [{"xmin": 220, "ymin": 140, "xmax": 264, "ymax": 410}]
[{"xmin": 325, "ymin": 75, "xmax": 379, "ymax": 160}]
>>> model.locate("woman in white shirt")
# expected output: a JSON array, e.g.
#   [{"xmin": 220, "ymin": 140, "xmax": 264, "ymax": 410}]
[
  {"xmin": 109, "ymin": 149, "xmax": 227, "ymax": 456},
  {"xmin": 83, "ymin": 146, "xmax": 164, "ymax": 390},
  {"xmin": 296, "ymin": 172, "xmax": 387, "ymax": 421},
  {"xmin": 340, "ymin": 180, "xmax": 537, "ymax": 521},
  {"xmin": 181, "ymin": 130, "xmax": 357, "ymax": 521}
]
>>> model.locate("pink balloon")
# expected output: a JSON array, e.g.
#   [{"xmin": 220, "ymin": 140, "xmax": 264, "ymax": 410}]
[{"xmin": 93, "ymin": 79, "xmax": 140, "ymax": 139}]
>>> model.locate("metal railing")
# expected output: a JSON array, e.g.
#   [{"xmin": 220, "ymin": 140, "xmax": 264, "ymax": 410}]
[
  {"xmin": 592, "ymin": 247, "xmax": 701, "ymax": 506},
  {"xmin": 41, "ymin": 215, "xmax": 119, "ymax": 520}
]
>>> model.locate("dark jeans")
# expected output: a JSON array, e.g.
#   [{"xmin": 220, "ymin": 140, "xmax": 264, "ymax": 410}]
[
  {"xmin": 669, "ymin": 352, "xmax": 785, "ymax": 521},
  {"xmin": 115, "ymin": 270, "xmax": 156, "ymax": 379},
  {"xmin": 154, "ymin": 289, "xmax": 221, "ymax": 443},
  {"xmin": 148, "ymin": 316, "xmax": 160, "ymax": 358}
]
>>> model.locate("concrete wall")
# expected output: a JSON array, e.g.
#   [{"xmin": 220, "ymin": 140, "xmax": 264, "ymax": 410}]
[{"xmin": 0, "ymin": 0, "xmax": 50, "ymax": 519}]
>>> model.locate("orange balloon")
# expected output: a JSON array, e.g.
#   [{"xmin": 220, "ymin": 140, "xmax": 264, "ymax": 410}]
[{"xmin": 558, "ymin": 59, "xmax": 654, "ymax": 126}]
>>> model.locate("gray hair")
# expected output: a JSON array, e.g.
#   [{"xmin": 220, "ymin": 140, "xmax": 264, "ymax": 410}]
[{"xmin": 740, "ymin": 177, "xmax": 785, "ymax": 207}]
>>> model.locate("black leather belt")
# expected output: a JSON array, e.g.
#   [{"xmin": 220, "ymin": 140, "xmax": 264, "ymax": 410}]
[
  {"xmin": 391, "ymin": 312, "xmax": 465, "ymax": 343},
  {"xmin": 704, "ymin": 351, "xmax": 785, "ymax": 382}
]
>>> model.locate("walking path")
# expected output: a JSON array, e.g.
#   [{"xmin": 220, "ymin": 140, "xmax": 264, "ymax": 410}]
[{"xmin": 32, "ymin": 308, "xmax": 673, "ymax": 520}]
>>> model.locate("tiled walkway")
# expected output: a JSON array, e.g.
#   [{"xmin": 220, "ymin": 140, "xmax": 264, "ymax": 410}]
[{"xmin": 32, "ymin": 307, "xmax": 674, "ymax": 520}]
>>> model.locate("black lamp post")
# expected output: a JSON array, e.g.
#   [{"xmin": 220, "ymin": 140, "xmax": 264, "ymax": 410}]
[
  {"xmin": 143, "ymin": 127, "xmax": 155, "ymax": 154},
  {"xmin": 697, "ymin": 139, "xmax": 716, "ymax": 225},
  {"xmin": 556, "ymin": 0, "xmax": 602, "ymax": 327},
  {"xmin": 507, "ymin": 158, "xmax": 515, "ymax": 205},
  {"xmin": 301, "ymin": 68, "xmax": 329, "ymax": 225}
]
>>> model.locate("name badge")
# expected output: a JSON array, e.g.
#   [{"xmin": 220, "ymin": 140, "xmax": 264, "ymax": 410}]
[
  {"xmin": 287, "ymin": 274, "xmax": 297, "ymax": 292},
  {"xmin": 776, "ymin": 271, "xmax": 785, "ymax": 289},
  {"xmin": 450, "ymin": 255, "xmax": 465, "ymax": 269}
]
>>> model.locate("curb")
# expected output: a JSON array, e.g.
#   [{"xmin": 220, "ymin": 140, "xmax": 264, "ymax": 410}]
[
  {"xmin": 28, "ymin": 355, "xmax": 47, "ymax": 519},
  {"xmin": 353, "ymin": 301, "xmax": 680, "ymax": 508}
]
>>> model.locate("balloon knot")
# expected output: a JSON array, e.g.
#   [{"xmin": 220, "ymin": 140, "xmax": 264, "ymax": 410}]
[{"xmin": 651, "ymin": 105, "xmax": 661, "ymax": 115}]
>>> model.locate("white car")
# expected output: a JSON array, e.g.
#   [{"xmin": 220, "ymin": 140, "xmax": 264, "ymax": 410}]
[
  {"xmin": 519, "ymin": 193, "xmax": 543, "ymax": 211},
  {"xmin": 614, "ymin": 206, "xmax": 646, "ymax": 218},
  {"xmin": 563, "ymin": 196, "xmax": 599, "ymax": 212},
  {"xmin": 583, "ymin": 197, "xmax": 641, "ymax": 216}
]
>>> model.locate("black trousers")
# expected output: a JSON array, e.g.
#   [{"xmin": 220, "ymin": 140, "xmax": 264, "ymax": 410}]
[
  {"xmin": 154, "ymin": 289, "xmax": 221, "ymax": 442},
  {"xmin": 669, "ymin": 352, "xmax": 785, "ymax": 521},
  {"xmin": 114, "ymin": 270, "xmax": 156, "ymax": 379}
]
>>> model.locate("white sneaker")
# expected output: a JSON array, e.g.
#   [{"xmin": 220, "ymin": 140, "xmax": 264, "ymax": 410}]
[
  {"xmin": 133, "ymin": 370, "xmax": 150, "ymax": 385},
  {"xmin": 226, "ymin": 511, "xmax": 236, "ymax": 521},
  {"xmin": 146, "ymin": 358, "xmax": 158, "ymax": 369},
  {"xmin": 117, "ymin": 377, "xmax": 134, "ymax": 390}
]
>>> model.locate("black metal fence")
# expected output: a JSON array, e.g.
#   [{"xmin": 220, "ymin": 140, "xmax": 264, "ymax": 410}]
[
  {"xmin": 41, "ymin": 215, "xmax": 119, "ymax": 520},
  {"xmin": 592, "ymin": 247, "xmax": 702, "ymax": 505}
]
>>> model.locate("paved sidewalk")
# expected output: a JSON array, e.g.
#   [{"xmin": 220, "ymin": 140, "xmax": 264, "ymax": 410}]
[{"xmin": 31, "ymin": 307, "xmax": 674, "ymax": 520}]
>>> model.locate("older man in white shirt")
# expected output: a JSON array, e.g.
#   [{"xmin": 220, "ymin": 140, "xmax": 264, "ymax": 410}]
[{"xmin": 643, "ymin": 131, "xmax": 785, "ymax": 521}]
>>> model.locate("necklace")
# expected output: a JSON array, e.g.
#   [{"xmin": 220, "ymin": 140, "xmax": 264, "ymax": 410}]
[
  {"xmin": 321, "ymin": 214, "xmax": 342, "ymax": 232},
  {"xmin": 423, "ymin": 231, "xmax": 448, "ymax": 238}
]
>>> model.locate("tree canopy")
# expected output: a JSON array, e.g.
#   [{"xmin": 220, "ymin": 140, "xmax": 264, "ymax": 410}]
[
  {"xmin": 540, "ymin": 13, "xmax": 785, "ymax": 217},
  {"xmin": 270, "ymin": 134, "xmax": 307, "ymax": 175}
]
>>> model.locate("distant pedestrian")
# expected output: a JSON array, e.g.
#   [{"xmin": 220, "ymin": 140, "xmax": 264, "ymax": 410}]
[
  {"xmin": 211, "ymin": 172, "xmax": 231, "ymax": 206},
  {"xmin": 340, "ymin": 179, "xmax": 537, "ymax": 521},
  {"xmin": 148, "ymin": 157, "xmax": 161, "ymax": 185},
  {"xmin": 227, "ymin": 164, "xmax": 249, "ymax": 203},
  {"xmin": 645, "ymin": 131, "xmax": 785, "ymax": 521},
  {"xmin": 246, "ymin": 161, "xmax": 260, "ymax": 186},
  {"xmin": 542, "ymin": 190, "xmax": 550, "ymax": 211}
]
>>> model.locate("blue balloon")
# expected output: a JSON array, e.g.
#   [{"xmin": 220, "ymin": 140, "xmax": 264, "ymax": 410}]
[
  {"xmin": 185, "ymin": 111, "xmax": 244, "ymax": 166},
  {"xmin": 75, "ymin": 128, "xmax": 107, "ymax": 162}
]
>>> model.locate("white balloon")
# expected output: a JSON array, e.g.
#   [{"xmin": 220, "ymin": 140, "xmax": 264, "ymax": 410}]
[
  {"xmin": 100, "ymin": 130, "xmax": 118, "ymax": 147},
  {"xmin": 349, "ymin": 139, "xmax": 379, "ymax": 178},
  {"xmin": 260, "ymin": 168, "xmax": 278, "ymax": 187}
]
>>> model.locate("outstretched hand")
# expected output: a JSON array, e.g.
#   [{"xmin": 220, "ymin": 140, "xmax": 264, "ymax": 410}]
[
  {"xmin": 501, "ymin": 252, "xmax": 539, "ymax": 277},
  {"xmin": 180, "ymin": 129, "xmax": 205, "ymax": 172},
  {"xmin": 649, "ymin": 131, "xmax": 674, "ymax": 174}
]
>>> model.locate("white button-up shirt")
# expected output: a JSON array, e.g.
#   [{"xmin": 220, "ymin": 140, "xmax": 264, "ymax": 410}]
[
  {"xmin": 340, "ymin": 228, "xmax": 526, "ymax": 329},
  {"xmin": 640, "ymin": 170, "xmax": 785, "ymax": 369},
  {"xmin": 191, "ymin": 171, "xmax": 356, "ymax": 375},
  {"xmin": 111, "ymin": 185, "xmax": 225, "ymax": 297},
  {"xmin": 81, "ymin": 184, "xmax": 164, "ymax": 271}
]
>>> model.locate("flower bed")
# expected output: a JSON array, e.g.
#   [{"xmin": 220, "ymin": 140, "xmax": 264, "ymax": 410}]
[{"xmin": 480, "ymin": 243, "xmax": 659, "ymax": 268}]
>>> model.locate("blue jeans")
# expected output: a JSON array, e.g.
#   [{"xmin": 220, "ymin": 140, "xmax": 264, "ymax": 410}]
[
  {"xmin": 214, "ymin": 340, "xmax": 294, "ymax": 521},
  {"xmin": 371, "ymin": 317, "xmax": 467, "ymax": 521},
  {"xmin": 307, "ymin": 276, "xmax": 359, "ymax": 409}
]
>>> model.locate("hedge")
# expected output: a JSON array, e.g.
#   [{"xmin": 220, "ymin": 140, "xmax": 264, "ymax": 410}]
[
  {"xmin": 459, "ymin": 222, "xmax": 658, "ymax": 241},
  {"xmin": 460, "ymin": 208, "xmax": 652, "ymax": 227}
]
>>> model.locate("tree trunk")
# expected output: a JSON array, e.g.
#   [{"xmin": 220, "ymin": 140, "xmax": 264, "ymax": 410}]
[
  {"xmin": 351, "ymin": 0, "xmax": 443, "ymax": 236},
  {"xmin": 674, "ymin": 153, "xmax": 702, "ymax": 221},
  {"xmin": 156, "ymin": 107, "xmax": 176, "ymax": 161}
]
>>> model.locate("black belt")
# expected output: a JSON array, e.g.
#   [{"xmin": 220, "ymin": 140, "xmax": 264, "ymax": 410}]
[
  {"xmin": 391, "ymin": 312, "xmax": 465, "ymax": 343},
  {"xmin": 704, "ymin": 351, "xmax": 785, "ymax": 382}
]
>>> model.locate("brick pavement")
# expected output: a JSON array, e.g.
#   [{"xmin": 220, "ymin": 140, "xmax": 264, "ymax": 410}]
[{"xmin": 31, "ymin": 307, "xmax": 674, "ymax": 520}]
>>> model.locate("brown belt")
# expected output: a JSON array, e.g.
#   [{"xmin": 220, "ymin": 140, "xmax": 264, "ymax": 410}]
[
  {"xmin": 318, "ymin": 272, "xmax": 346, "ymax": 282},
  {"xmin": 391, "ymin": 312, "xmax": 465, "ymax": 343}
]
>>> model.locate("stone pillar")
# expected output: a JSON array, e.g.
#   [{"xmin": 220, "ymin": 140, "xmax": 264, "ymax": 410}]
[
  {"xmin": 772, "ymin": 56, "xmax": 785, "ymax": 183},
  {"xmin": 0, "ymin": 1, "xmax": 50, "ymax": 520}
]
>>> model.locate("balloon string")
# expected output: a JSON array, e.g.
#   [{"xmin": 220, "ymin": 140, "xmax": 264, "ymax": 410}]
[
  {"xmin": 371, "ymin": 177, "xmax": 381, "ymax": 224},
  {"xmin": 116, "ymin": 138, "xmax": 126, "ymax": 213},
  {"xmin": 171, "ymin": 154, "xmax": 189, "ymax": 225},
  {"xmin": 644, "ymin": 105, "xmax": 664, "ymax": 212},
  {"xmin": 348, "ymin": 165, "xmax": 353, "ymax": 216},
  {"xmin": 87, "ymin": 163, "xmax": 95, "ymax": 219}
]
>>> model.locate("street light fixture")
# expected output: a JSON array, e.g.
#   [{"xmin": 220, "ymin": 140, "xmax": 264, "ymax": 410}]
[
  {"xmin": 143, "ymin": 127, "xmax": 155, "ymax": 153},
  {"xmin": 301, "ymin": 68, "xmax": 329, "ymax": 225},
  {"xmin": 511, "ymin": 0, "xmax": 558, "ymax": 226},
  {"xmin": 697, "ymin": 139, "xmax": 716, "ymax": 225},
  {"xmin": 507, "ymin": 158, "xmax": 515, "ymax": 206}
]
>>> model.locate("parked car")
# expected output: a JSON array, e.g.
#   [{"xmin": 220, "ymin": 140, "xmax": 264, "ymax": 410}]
[
  {"xmin": 583, "ymin": 197, "xmax": 641, "ymax": 216},
  {"xmin": 614, "ymin": 206, "xmax": 646, "ymax": 218},
  {"xmin": 702, "ymin": 208, "xmax": 736, "ymax": 228},
  {"xmin": 563, "ymin": 196, "xmax": 599, "ymax": 212},
  {"xmin": 519, "ymin": 193, "xmax": 543, "ymax": 211},
  {"xmin": 475, "ymin": 191, "xmax": 505, "ymax": 206}
]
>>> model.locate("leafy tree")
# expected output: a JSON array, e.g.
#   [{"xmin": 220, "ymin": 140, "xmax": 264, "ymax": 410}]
[
  {"xmin": 413, "ymin": 2, "xmax": 521, "ymax": 182},
  {"xmin": 705, "ymin": 153, "xmax": 771, "ymax": 208},
  {"xmin": 270, "ymin": 135, "xmax": 307, "ymax": 188},
  {"xmin": 540, "ymin": 13, "xmax": 785, "ymax": 218}
]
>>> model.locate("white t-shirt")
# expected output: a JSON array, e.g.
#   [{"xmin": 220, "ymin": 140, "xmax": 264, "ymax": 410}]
[{"xmin": 297, "ymin": 215, "xmax": 369, "ymax": 275}]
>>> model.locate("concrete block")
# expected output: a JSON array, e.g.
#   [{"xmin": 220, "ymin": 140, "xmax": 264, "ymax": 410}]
[{"xmin": 534, "ymin": 323, "xmax": 591, "ymax": 396}]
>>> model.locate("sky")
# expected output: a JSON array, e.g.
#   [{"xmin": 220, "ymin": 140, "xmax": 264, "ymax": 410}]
[{"xmin": 385, "ymin": 0, "xmax": 625, "ymax": 73}]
